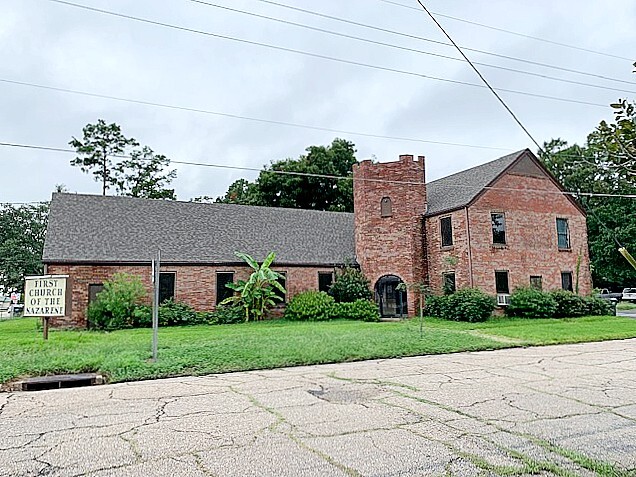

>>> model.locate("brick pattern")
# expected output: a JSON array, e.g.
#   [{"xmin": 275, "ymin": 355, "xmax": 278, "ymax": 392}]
[
  {"xmin": 46, "ymin": 264, "xmax": 335, "ymax": 328},
  {"xmin": 353, "ymin": 155, "xmax": 427, "ymax": 315},
  {"xmin": 425, "ymin": 170, "xmax": 592, "ymax": 296}
]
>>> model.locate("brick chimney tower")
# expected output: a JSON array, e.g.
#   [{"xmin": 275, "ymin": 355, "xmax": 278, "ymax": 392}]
[{"xmin": 352, "ymin": 155, "xmax": 427, "ymax": 317}]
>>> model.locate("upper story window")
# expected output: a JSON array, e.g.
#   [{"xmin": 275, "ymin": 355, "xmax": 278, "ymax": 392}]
[
  {"xmin": 556, "ymin": 218, "xmax": 570, "ymax": 250},
  {"xmin": 380, "ymin": 197, "xmax": 393, "ymax": 217},
  {"xmin": 491, "ymin": 213, "xmax": 506, "ymax": 245},
  {"xmin": 440, "ymin": 216, "xmax": 453, "ymax": 247}
]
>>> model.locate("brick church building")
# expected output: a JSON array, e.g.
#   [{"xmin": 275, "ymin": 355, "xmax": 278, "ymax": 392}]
[{"xmin": 43, "ymin": 149, "xmax": 592, "ymax": 327}]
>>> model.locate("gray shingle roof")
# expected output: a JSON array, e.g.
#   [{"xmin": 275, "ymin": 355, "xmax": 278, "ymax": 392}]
[
  {"xmin": 425, "ymin": 150, "xmax": 527, "ymax": 216},
  {"xmin": 43, "ymin": 194, "xmax": 355, "ymax": 265}
]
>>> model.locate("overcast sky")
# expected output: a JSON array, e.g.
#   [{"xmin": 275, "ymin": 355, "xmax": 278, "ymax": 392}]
[{"xmin": 1, "ymin": 0, "xmax": 634, "ymax": 204}]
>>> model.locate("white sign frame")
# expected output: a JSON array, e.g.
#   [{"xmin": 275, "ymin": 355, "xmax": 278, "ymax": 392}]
[{"xmin": 23, "ymin": 275, "xmax": 69, "ymax": 317}]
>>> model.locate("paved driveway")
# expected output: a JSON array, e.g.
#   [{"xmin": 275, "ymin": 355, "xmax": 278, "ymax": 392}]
[{"xmin": 2, "ymin": 340, "xmax": 636, "ymax": 477}]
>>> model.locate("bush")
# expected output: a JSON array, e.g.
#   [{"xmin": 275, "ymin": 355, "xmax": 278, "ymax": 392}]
[
  {"xmin": 202, "ymin": 305, "xmax": 245, "ymax": 325},
  {"xmin": 442, "ymin": 288, "xmax": 495, "ymax": 322},
  {"xmin": 583, "ymin": 296, "xmax": 613, "ymax": 316},
  {"xmin": 424, "ymin": 294, "xmax": 447, "ymax": 318},
  {"xmin": 87, "ymin": 273, "xmax": 147, "ymax": 330},
  {"xmin": 329, "ymin": 267, "xmax": 372, "ymax": 303},
  {"xmin": 158, "ymin": 299, "xmax": 204, "ymax": 326},
  {"xmin": 331, "ymin": 299, "xmax": 380, "ymax": 322},
  {"xmin": 506, "ymin": 288, "xmax": 557, "ymax": 318},
  {"xmin": 284, "ymin": 291, "xmax": 335, "ymax": 321},
  {"xmin": 549, "ymin": 290, "xmax": 588, "ymax": 318}
]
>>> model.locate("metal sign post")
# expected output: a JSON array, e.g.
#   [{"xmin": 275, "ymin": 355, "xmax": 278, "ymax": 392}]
[{"xmin": 151, "ymin": 251, "xmax": 161, "ymax": 362}]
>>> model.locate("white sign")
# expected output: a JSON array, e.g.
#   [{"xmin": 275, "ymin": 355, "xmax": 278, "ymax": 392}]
[{"xmin": 23, "ymin": 276, "xmax": 68, "ymax": 317}]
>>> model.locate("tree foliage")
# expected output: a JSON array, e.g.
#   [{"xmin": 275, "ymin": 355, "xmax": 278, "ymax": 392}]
[
  {"xmin": 220, "ymin": 251, "xmax": 286, "ymax": 321},
  {"xmin": 0, "ymin": 203, "xmax": 48, "ymax": 293},
  {"xmin": 70, "ymin": 119, "xmax": 177, "ymax": 199},
  {"xmin": 540, "ymin": 96, "xmax": 636, "ymax": 288},
  {"xmin": 213, "ymin": 138, "xmax": 358, "ymax": 212}
]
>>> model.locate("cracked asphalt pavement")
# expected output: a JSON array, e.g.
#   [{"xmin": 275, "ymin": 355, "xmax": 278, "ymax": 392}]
[{"xmin": 2, "ymin": 339, "xmax": 636, "ymax": 476}]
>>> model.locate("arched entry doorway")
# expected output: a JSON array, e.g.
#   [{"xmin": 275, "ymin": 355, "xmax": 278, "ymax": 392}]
[{"xmin": 375, "ymin": 275, "xmax": 407, "ymax": 318}]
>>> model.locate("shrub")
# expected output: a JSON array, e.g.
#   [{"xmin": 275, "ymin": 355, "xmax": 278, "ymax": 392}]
[
  {"xmin": 583, "ymin": 296, "xmax": 613, "ymax": 316},
  {"xmin": 506, "ymin": 288, "xmax": 557, "ymax": 318},
  {"xmin": 424, "ymin": 294, "xmax": 447, "ymax": 318},
  {"xmin": 202, "ymin": 305, "xmax": 245, "ymax": 325},
  {"xmin": 331, "ymin": 299, "xmax": 380, "ymax": 322},
  {"xmin": 158, "ymin": 299, "xmax": 204, "ymax": 326},
  {"xmin": 441, "ymin": 288, "xmax": 495, "ymax": 322},
  {"xmin": 284, "ymin": 291, "xmax": 335, "ymax": 321},
  {"xmin": 549, "ymin": 290, "xmax": 588, "ymax": 318},
  {"xmin": 132, "ymin": 305, "xmax": 152, "ymax": 328},
  {"xmin": 329, "ymin": 267, "xmax": 372, "ymax": 303},
  {"xmin": 87, "ymin": 273, "xmax": 147, "ymax": 330}
]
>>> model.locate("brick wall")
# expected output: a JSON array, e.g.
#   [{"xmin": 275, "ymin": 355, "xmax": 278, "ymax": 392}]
[
  {"xmin": 425, "ymin": 163, "xmax": 592, "ymax": 296},
  {"xmin": 353, "ymin": 154, "xmax": 427, "ymax": 315},
  {"xmin": 46, "ymin": 263, "xmax": 336, "ymax": 328}
]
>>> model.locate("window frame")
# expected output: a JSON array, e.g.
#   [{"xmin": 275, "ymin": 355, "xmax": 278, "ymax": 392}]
[
  {"xmin": 442, "ymin": 272, "xmax": 456, "ymax": 295},
  {"xmin": 159, "ymin": 272, "xmax": 176, "ymax": 304},
  {"xmin": 491, "ymin": 212, "xmax": 507, "ymax": 245},
  {"xmin": 318, "ymin": 272, "xmax": 333, "ymax": 293},
  {"xmin": 275, "ymin": 271, "xmax": 287, "ymax": 303},
  {"xmin": 556, "ymin": 217, "xmax": 571, "ymax": 250},
  {"xmin": 529, "ymin": 275, "xmax": 543, "ymax": 291},
  {"xmin": 380, "ymin": 197, "xmax": 393, "ymax": 218},
  {"xmin": 440, "ymin": 216, "xmax": 453, "ymax": 248},
  {"xmin": 216, "ymin": 271, "xmax": 235, "ymax": 305},
  {"xmin": 495, "ymin": 270, "xmax": 510, "ymax": 294},
  {"xmin": 561, "ymin": 271, "xmax": 573, "ymax": 292}
]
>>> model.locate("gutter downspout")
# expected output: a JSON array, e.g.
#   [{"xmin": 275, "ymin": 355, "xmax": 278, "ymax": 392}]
[{"xmin": 464, "ymin": 207, "xmax": 474, "ymax": 287}]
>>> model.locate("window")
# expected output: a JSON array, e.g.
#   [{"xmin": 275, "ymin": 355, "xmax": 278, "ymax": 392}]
[
  {"xmin": 275, "ymin": 272, "xmax": 287, "ymax": 303},
  {"xmin": 556, "ymin": 218, "xmax": 570, "ymax": 250},
  {"xmin": 491, "ymin": 213, "xmax": 506, "ymax": 245},
  {"xmin": 216, "ymin": 272, "xmax": 234, "ymax": 305},
  {"xmin": 318, "ymin": 272, "xmax": 333, "ymax": 293},
  {"xmin": 380, "ymin": 197, "xmax": 393, "ymax": 217},
  {"xmin": 561, "ymin": 272, "xmax": 573, "ymax": 292},
  {"xmin": 495, "ymin": 271, "xmax": 510, "ymax": 294},
  {"xmin": 159, "ymin": 272, "xmax": 176, "ymax": 304},
  {"xmin": 88, "ymin": 284, "xmax": 104, "ymax": 304},
  {"xmin": 440, "ymin": 216, "xmax": 453, "ymax": 247},
  {"xmin": 442, "ymin": 272, "xmax": 456, "ymax": 295},
  {"xmin": 530, "ymin": 276, "xmax": 543, "ymax": 290}
]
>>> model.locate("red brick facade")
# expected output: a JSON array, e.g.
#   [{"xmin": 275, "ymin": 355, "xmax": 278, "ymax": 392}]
[
  {"xmin": 353, "ymin": 155, "xmax": 427, "ymax": 316},
  {"xmin": 46, "ymin": 150, "xmax": 592, "ymax": 327},
  {"xmin": 46, "ymin": 263, "xmax": 335, "ymax": 328}
]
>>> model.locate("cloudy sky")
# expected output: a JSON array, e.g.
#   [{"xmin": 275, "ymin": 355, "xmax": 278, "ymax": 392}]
[{"xmin": 1, "ymin": 0, "xmax": 634, "ymax": 204}]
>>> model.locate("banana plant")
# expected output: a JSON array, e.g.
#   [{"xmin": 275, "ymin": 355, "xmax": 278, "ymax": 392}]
[{"xmin": 220, "ymin": 251, "xmax": 286, "ymax": 321}]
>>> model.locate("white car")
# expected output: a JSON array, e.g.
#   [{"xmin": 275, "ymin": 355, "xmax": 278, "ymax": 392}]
[{"xmin": 623, "ymin": 288, "xmax": 636, "ymax": 302}]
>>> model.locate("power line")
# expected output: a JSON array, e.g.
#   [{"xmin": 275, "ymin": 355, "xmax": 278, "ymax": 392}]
[
  {"xmin": 184, "ymin": 0, "xmax": 636, "ymax": 96},
  {"xmin": 3, "ymin": 141, "xmax": 636, "ymax": 199},
  {"xmin": 379, "ymin": 0, "xmax": 634, "ymax": 62},
  {"xmin": 251, "ymin": 0, "xmax": 636, "ymax": 87},
  {"xmin": 416, "ymin": 1, "xmax": 543, "ymax": 153},
  {"xmin": 0, "ymin": 79, "xmax": 511, "ymax": 152},
  {"xmin": 41, "ymin": 0, "xmax": 607, "ymax": 108}
]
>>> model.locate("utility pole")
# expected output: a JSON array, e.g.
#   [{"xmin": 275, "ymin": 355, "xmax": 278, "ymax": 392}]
[{"xmin": 151, "ymin": 250, "xmax": 161, "ymax": 362}]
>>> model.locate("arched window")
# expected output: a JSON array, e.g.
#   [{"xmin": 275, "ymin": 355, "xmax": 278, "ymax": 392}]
[{"xmin": 380, "ymin": 197, "xmax": 392, "ymax": 217}]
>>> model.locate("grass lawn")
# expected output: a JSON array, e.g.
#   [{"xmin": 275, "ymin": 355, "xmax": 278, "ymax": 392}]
[
  {"xmin": 1, "ymin": 315, "xmax": 636, "ymax": 386},
  {"xmin": 617, "ymin": 301, "xmax": 636, "ymax": 310}
]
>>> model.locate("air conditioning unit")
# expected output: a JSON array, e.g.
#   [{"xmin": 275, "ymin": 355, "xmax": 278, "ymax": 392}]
[{"xmin": 497, "ymin": 294, "xmax": 511, "ymax": 306}]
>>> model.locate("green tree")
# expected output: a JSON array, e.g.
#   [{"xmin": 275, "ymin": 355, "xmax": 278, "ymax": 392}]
[
  {"xmin": 0, "ymin": 203, "xmax": 48, "ymax": 293},
  {"xmin": 215, "ymin": 139, "xmax": 358, "ymax": 212},
  {"xmin": 220, "ymin": 251, "xmax": 286, "ymax": 321},
  {"xmin": 70, "ymin": 119, "xmax": 139, "ymax": 195},
  {"xmin": 114, "ymin": 146, "xmax": 177, "ymax": 200}
]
